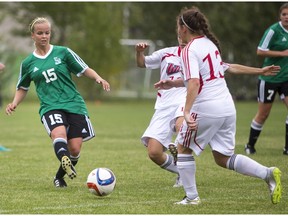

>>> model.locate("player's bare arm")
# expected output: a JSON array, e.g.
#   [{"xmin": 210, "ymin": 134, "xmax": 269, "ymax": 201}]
[
  {"xmin": 257, "ymin": 48, "xmax": 288, "ymax": 57},
  {"xmin": 154, "ymin": 79, "xmax": 185, "ymax": 90},
  {"xmin": 227, "ymin": 64, "xmax": 280, "ymax": 76},
  {"xmin": 135, "ymin": 43, "xmax": 148, "ymax": 68},
  {"xmin": 83, "ymin": 68, "xmax": 110, "ymax": 91},
  {"xmin": 5, "ymin": 89, "xmax": 28, "ymax": 115}
]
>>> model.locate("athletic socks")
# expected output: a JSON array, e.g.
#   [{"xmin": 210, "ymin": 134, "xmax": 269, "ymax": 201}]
[
  {"xmin": 160, "ymin": 153, "xmax": 178, "ymax": 174},
  {"xmin": 70, "ymin": 154, "xmax": 80, "ymax": 166},
  {"xmin": 177, "ymin": 154, "xmax": 198, "ymax": 199},
  {"xmin": 227, "ymin": 154, "xmax": 268, "ymax": 180},
  {"xmin": 53, "ymin": 138, "xmax": 70, "ymax": 161},
  {"xmin": 247, "ymin": 120, "xmax": 263, "ymax": 147}
]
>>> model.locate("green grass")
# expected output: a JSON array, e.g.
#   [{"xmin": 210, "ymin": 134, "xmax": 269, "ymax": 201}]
[{"xmin": 0, "ymin": 100, "xmax": 287, "ymax": 214}]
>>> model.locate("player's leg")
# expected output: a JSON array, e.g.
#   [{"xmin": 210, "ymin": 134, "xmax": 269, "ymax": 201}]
[
  {"xmin": 147, "ymin": 138, "xmax": 178, "ymax": 174},
  {"xmin": 64, "ymin": 113, "xmax": 95, "ymax": 179},
  {"xmin": 175, "ymin": 143, "xmax": 199, "ymax": 205},
  {"xmin": 212, "ymin": 116, "xmax": 282, "ymax": 204},
  {"xmin": 245, "ymin": 80, "xmax": 275, "ymax": 154},
  {"xmin": 245, "ymin": 102, "xmax": 272, "ymax": 154},
  {"xmin": 279, "ymin": 81, "xmax": 288, "ymax": 155},
  {"xmin": 42, "ymin": 110, "xmax": 71, "ymax": 187},
  {"xmin": 141, "ymin": 108, "xmax": 179, "ymax": 184},
  {"xmin": 283, "ymin": 96, "xmax": 288, "ymax": 155}
]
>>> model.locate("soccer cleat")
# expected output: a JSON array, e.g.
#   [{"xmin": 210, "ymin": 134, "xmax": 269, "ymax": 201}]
[
  {"xmin": 245, "ymin": 144, "xmax": 256, "ymax": 155},
  {"xmin": 173, "ymin": 175, "xmax": 183, "ymax": 188},
  {"xmin": 175, "ymin": 196, "xmax": 201, "ymax": 205},
  {"xmin": 61, "ymin": 156, "xmax": 77, "ymax": 179},
  {"xmin": 54, "ymin": 177, "xmax": 67, "ymax": 188},
  {"xmin": 283, "ymin": 148, "xmax": 288, "ymax": 155},
  {"xmin": 168, "ymin": 143, "xmax": 178, "ymax": 165},
  {"xmin": 266, "ymin": 167, "xmax": 282, "ymax": 204}
]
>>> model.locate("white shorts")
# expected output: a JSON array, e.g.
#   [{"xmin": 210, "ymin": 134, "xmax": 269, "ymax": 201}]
[
  {"xmin": 141, "ymin": 103, "xmax": 184, "ymax": 148},
  {"xmin": 175, "ymin": 114, "xmax": 236, "ymax": 156}
]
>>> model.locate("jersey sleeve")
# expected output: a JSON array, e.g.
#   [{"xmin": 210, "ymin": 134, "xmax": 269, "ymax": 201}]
[
  {"xmin": 222, "ymin": 62, "xmax": 230, "ymax": 74},
  {"xmin": 258, "ymin": 27, "xmax": 275, "ymax": 51},
  {"xmin": 65, "ymin": 48, "xmax": 89, "ymax": 77},
  {"xmin": 144, "ymin": 49, "xmax": 164, "ymax": 69},
  {"xmin": 16, "ymin": 62, "xmax": 31, "ymax": 90}
]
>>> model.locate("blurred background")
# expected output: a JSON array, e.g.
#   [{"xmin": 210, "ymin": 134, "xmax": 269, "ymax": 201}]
[{"xmin": 0, "ymin": 2, "xmax": 282, "ymax": 104}]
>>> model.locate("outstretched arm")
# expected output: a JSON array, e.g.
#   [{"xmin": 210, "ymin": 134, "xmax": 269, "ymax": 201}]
[
  {"xmin": 83, "ymin": 68, "xmax": 110, "ymax": 91},
  {"xmin": 226, "ymin": 64, "xmax": 280, "ymax": 76}
]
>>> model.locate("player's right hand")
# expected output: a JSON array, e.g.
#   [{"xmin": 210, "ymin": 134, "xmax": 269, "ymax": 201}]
[
  {"xmin": 135, "ymin": 43, "xmax": 149, "ymax": 52},
  {"xmin": 5, "ymin": 103, "xmax": 17, "ymax": 115}
]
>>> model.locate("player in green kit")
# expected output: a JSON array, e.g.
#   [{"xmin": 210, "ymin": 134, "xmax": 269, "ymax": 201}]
[
  {"xmin": 245, "ymin": 3, "xmax": 288, "ymax": 155},
  {"xmin": 5, "ymin": 17, "xmax": 110, "ymax": 187}
]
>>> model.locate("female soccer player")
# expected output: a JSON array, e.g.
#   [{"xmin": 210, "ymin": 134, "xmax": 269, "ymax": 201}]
[
  {"xmin": 245, "ymin": 3, "xmax": 288, "ymax": 155},
  {"xmin": 156, "ymin": 6, "xmax": 282, "ymax": 205},
  {"xmin": 5, "ymin": 17, "xmax": 110, "ymax": 188},
  {"xmin": 135, "ymin": 37, "xmax": 186, "ymax": 187}
]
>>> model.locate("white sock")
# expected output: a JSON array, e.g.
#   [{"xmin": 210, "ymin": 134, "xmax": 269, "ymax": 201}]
[
  {"xmin": 227, "ymin": 154, "xmax": 268, "ymax": 180},
  {"xmin": 160, "ymin": 153, "xmax": 178, "ymax": 174},
  {"xmin": 177, "ymin": 154, "xmax": 198, "ymax": 199}
]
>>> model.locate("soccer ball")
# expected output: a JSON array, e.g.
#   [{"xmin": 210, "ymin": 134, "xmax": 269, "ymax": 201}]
[{"xmin": 87, "ymin": 168, "xmax": 116, "ymax": 196}]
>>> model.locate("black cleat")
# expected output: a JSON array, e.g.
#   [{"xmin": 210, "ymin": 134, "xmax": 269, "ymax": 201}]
[
  {"xmin": 245, "ymin": 144, "xmax": 256, "ymax": 155},
  {"xmin": 283, "ymin": 148, "xmax": 288, "ymax": 155},
  {"xmin": 54, "ymin": 177, "xmax": 67, "ymax": 188},
  {"xmin": 61, "ymin": 156, "xmax": 77, "ymax": 179}
]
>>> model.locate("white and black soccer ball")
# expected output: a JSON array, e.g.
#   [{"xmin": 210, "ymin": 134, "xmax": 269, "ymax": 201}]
[{"xmin": 87, "ymin": 168, "xmax": 116, "ymax": 196}]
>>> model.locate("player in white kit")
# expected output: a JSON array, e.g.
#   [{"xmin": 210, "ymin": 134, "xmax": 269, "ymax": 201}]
[
  {"xmin": 155, "ymin": 6, "xmax": 282, "ymax": 205},
  {"xmin": 135, "ymin": 37, "xmax": 186, "ymax": 187}
]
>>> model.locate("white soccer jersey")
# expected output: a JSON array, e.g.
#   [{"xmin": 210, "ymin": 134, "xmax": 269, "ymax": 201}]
[
  {"xmin": 145, "ymin": 46, "xmax": 186, "ymax": 109},
  {"xmin": 181, "ymin": 36, "xmax": 236, "ymax": 117}
]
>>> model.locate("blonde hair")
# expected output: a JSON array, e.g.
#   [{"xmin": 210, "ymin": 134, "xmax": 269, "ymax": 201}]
[{"xmin": 29, "ymin": 17, "xmax": 50, "ymax": 33}]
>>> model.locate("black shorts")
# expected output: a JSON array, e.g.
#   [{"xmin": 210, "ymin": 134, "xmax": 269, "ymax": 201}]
[
  {"xmin": 257, "ymin": 79, "xmax": 288, "ymax": 103},
  {"xmin": 41, "ymin": 110, "xmax": 95, "ymax": 141}
]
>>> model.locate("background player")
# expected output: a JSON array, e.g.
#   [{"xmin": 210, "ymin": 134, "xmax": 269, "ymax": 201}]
[{"xmin": 245, "ymin": 3, "xmax": 288, "ymax": 155}]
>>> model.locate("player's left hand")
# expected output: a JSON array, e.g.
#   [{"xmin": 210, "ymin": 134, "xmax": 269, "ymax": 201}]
[
  {"xmin": 261, "ymin": 65, "xmax": 280, "ymax": 76},
  {"xmin": 154, "ymin": 80, "xmax": 174, "ymax": 90}
]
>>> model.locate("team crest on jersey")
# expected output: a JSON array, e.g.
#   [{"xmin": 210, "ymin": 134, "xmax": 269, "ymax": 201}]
[
  {"xmin": 54, "ymin": 57, "xmax": 62, "ymax": 65},
  {"xmin": 33, "ymin": 67, "xmax": 39, "ymax": 72},
  {"xmin": 282, "ymin": 37, "xmax": 287, "ymax": 42}
]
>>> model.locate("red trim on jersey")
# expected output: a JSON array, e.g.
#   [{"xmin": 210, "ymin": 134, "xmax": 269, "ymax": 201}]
[
  {"xmin": 157, "ymin": 92, "xmax": 162, "ymax": 97},
  {"xmin": 177, "ymin": 46, "xmax": 181, "ymax": 56},
  {"xmin": 161, "ymin": 53, "xmax": 177, "ymax": 62},
  {"xmin": 182, "ymin": 35, "xmax": 205, "ymax": 80}
]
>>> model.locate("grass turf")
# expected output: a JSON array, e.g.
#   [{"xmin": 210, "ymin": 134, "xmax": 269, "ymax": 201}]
[{"xmin": 0, "ymin": 100, "xmax": 287, "ymax": 214}]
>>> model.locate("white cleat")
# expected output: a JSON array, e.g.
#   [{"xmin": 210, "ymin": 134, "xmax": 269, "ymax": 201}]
[{"xmin": 175, "ymin": 196, "xmax": 201, "ymax": 205}]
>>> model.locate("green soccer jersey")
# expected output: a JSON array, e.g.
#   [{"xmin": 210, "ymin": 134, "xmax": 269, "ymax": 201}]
[
  {"xmin": 258, "ymin": 22, "xmax": 288, "ymax": 83},
  {"xmin": 17, "ymin": 45, "xmax": 89, "ymax": 117}
]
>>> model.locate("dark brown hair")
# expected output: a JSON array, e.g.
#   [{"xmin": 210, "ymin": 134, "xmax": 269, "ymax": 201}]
[{"xmin": 178, "ymin": 6, "xmax": 221, "ymax": 53}]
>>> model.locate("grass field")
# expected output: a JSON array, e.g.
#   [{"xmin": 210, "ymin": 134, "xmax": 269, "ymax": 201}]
[{"xmin": 0, "ymin": 100, "xmax": 287, "ymax": 214}]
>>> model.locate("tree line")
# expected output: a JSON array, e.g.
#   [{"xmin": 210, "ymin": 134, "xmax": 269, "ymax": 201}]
[{"xmin": 0, "ymin": 2, "xmax": 282, "ymax": 101}]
